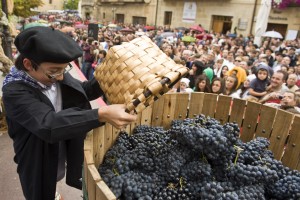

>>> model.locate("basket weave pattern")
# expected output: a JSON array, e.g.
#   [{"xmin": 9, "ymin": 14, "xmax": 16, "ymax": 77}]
[{"xmin": 94, "ymin": 36, "xmax": 188, "ymax": 113}]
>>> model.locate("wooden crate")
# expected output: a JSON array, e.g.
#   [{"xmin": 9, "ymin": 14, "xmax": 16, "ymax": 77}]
[{"xmin": 83, "ymin": 93, "xmax": 300, "ymax": 199}]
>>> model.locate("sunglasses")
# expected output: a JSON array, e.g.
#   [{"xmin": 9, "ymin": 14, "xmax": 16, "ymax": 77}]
[{"xmin": 235, "ymin": 60, "xmax": 242, "ymax": 62}]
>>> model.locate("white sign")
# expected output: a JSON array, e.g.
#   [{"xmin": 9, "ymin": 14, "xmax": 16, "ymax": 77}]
[
  {"xmin": 285, "ymin": 30, "xmax": 298, "ymax": 40},
  {"xmin": 182, "ymin": 2, "xmax": 197, "ymax": 23}
]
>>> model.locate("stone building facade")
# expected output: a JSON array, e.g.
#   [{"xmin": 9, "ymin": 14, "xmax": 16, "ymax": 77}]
[{"xmin": 80, "ymin": 0, "xmax": 300, "ymax": 38}]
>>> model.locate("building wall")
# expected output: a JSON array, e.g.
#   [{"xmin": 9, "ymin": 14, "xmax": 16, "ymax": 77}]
[
  {"xmin": 91, "ymin": 0, "xmax": 299, "ymax": 37},
  {"xmin": 37, "ymin": 0, "xmax": 64, "ymax": 12}
]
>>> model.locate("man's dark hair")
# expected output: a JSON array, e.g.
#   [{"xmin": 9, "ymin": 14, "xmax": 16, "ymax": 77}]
[{"xmin": 15, "ymin": 54, "xmax": 39, "ymax": 71}]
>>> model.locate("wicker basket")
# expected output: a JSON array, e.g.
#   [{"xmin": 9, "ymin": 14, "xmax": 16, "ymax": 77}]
[{"xmin": 94, "ymin": 36, "xmax": 188, "ymax": 113}]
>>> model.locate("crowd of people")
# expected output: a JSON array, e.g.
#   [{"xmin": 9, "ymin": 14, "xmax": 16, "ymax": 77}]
[
  {"xmin": 12, "ymin": 15, "xmax": 300, "ymax": 115},
  {"xmin": 2, "ymin": 11, "xmax": 300, "ymax": 200}
]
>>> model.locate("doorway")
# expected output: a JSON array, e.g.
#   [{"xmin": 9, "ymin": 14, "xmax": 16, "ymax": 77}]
[{"xmin": 212, "ymin": 15, "xmax": 233, "ymax": 34}]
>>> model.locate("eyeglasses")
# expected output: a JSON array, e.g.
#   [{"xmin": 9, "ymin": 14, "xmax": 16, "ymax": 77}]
[{"xmin": 31, "ymin": 60, "xmax": 73, "ymax": 80}]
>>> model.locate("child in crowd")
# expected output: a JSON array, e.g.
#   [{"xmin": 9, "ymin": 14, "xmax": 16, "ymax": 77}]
[
  {"xmin": 179, "ymin": 78, "xmax": 194, "ymax": 93},
  {"xmin": 248, "ymin": 64, "xmax": 270, "ymax": 101}
]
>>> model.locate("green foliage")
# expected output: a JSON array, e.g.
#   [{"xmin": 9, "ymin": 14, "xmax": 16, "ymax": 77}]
[
  {"xmin": 13, "ymin": 0, "xmax": 44, "ymax": 18},
  {"xmin": 63, "ymin": 0, "xmax": 79, "ymax": 10}
]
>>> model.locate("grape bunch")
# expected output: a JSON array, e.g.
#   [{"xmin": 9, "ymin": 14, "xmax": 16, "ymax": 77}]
[{"xmin": 98, "ymin": 114, "xmax": 300, "ymax": 200}]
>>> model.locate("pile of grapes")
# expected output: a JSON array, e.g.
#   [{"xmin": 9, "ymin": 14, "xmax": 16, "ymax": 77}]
[{"xmin": 98, "ymin": 114, "xmax": 300, "ymax": 200}]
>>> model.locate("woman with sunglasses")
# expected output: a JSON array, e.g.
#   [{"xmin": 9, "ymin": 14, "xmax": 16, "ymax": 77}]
[{"xmin": 2, "ymin": 26, "xmax": 137, "ymax": 200}]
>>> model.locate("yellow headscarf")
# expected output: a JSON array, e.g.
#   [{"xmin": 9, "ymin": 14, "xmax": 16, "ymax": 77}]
[{"xmin": 226, "ymin": 66, "xmax": 247, "ymax": 89}]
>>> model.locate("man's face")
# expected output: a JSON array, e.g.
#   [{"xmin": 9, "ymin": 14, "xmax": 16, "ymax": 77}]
[
  {"xmin": 280, "ymin": 92, "xmax": 297, "ymax": 107},
  {"xmin": 282, "ymin": 57, "xmax": 291, "ymax": 66},
  {"xmin": 295, "ymin": 64, "xmax": 300, "ymax": 74},
  {"xmin": 270, "ymin": 72, "xmax": 284, "ymax": 89},
  {"xmin": 287, "ymin": 75, "xmax": 297, "ymax": 87}
]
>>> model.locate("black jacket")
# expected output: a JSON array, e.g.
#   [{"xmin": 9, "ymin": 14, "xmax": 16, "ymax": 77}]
[{"xmin": 2, "ymin": 73, "xmax": 104, "ymax": 200}]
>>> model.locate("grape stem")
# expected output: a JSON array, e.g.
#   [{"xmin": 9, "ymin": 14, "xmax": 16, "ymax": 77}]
[{"xmin": 233, "ymin": 145, "xmax": 244, "ymax": 165}]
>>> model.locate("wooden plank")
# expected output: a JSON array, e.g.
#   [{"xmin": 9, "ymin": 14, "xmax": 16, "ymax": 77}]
[
  {"xmin": 229, "ymin": 98, "xmax": 247, "ymax": 127},
  {"xmin": 162, "ymin": 93, "xmax": 189, "ymax": 129},
  {"xmin": 140, "ymin": 105, "xmax": 153, "ymax": 126},
  {"xmin": 84, "ymin": 131, "xmax": 93, "ymax": 151},
  {"xmin": 201, "ymin": 93, "xmax": 218, "ymax": 118},
  {"xmin": 255, "ymin": 105, "xmax": 277, "ymax": 139},
  {"xmin": 84, "ymin": 150, "xmax": 94, "ymax": 194},
  {"xmin": 188, "ymin": 92, "xmax": 205, "ymax": 118},
  {"xmin": 281, "ymin": 116, "xmax": 300, "ymax": 169},
  {"xmin": 87, "ymin": 165, "xmax": 102, "ymax": 200},
  {"xmin": 269, "ymin": 110, "xmax": 294, "ymax": 160},
  {"xmin": 93, "ymin": 127, "xmax": 105, "ymax": 168},
  {"xmin": 240, "ymin": 101, "xmax": 261, "ymax": 142},
  {"xmin": 103, "ymin": 124, "xmax": 113, "ymax": 161},
  {"xmin": 130, "ymin": 112, "xmax": 142, "ymax": 134},
  {"xmin": 96, "ymin": 181, "xmax": 116, "ymax": 200},
  {"xmin": 151, "ymin": 95, "xmax": 165, "ymax": 127},
  {"xmin": 214, "ymin": 95, "xmax": 231, "ymax": 124}
]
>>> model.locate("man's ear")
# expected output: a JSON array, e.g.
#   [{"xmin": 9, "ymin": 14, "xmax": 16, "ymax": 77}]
[{"xmin": 23, "ymin": 58, "xmax": 34, "ymax": 71}]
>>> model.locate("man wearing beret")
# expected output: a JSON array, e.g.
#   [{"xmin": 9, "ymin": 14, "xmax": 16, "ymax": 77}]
[{"xmin": 2, "ymin": 26, "xmax": 137, "ymax": 200}]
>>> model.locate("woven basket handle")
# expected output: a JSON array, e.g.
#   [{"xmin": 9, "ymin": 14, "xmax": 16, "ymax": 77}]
[{"xmin": 125, "ymin": 77, "xmax": 170, "ymax": 113}]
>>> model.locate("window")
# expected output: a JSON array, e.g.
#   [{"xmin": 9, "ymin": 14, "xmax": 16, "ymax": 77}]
[{"xmin": 164, "ymin": 11, "xmax": 172, "ymax": 26}]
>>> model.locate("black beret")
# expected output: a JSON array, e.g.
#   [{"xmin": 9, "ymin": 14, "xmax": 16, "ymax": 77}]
[{"xmin": 15, "ymin": 26, "xmax": 82, "ymax": 64}]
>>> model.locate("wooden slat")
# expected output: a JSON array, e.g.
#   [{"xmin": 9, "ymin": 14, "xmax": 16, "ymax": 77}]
[
  {"xmin": 214, "ymin": 95, "xmax": 231, "ymax": 124},
  {"xmin": 151, "ymin": 95, "xmax": 165, "ymax": 127},
  {"xmin": 140, "ymin": 105, "xmax": 153, "ymax": 126},
  {"xmin": 201, "ymin": 93, "xmax": 218, "ymax": 118},
  {"xmin": 96, "ymin": 181, "xmax": 116, "ymax": 200},
  {"xmin": 87, "ymin": 165, "xmax": 102, "ymax": 200},
  {"xmin": 84, "ymin": 131, "xmax": 93, "ymax": 151},
  {"xmin": 240, "ymin": 101, "xmax": 261, "ymax": 142},
  {"xmin": 269, "ymin": 110, "xmax": 294, "ymax": 160},
  {"xmin": 188, "ymin": 92, "xmax": 205, "ymax": 118},
  {"xmin": 93, "ymin": 127, "xmax": 105, "ymax": 168},
  {"xmin": 84, "ymin": 150, "xmax": 94, "ymax": 193},
  {"xmin": 130, "ymin": 112, "xmax": 142, "ymax": 134},
  {"xmin": 255, "ymin": 105, "xmax": 277, "ymax": 139},
  {"xmin": 162, "ymin": 93, "xmax": 189, "ymax": 129},
  {"xmin": 229, "ymin": 98, "xmax": 247, "ymax": 127},
  {"xmin": 281, "ymin": 116, "xmax": 300, "ymax": 169},
  {"xmin": 103, "ymin": 124, "xmax": 113, "ymax": 162}
]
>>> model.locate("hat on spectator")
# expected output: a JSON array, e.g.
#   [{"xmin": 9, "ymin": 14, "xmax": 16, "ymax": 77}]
[
  {"xmin": 180, "ymin": 78, "xmax": 190, "ymax": 87},
  {"xmin": 14, "ymin": 26, "xmax": 82, "ymax": 64}
]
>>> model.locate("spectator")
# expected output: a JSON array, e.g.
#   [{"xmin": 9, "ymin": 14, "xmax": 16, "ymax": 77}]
[
  {"xmin": 194, "ymin": 74, "xmax": 211, "ymax": 92},
  {"xmin": 178, "ymin": 78, "xmax": 194, "ymax": 93},
  {"xmin": 285, "ymin": 73, "xmax": 299, "ymax": 92},
  {"xmin": 210, "ymin": 77, "xmax": 225, "ymax": 94},
  {"xmin": 248, "ymin": 65, "xmax": 270, "ymax": 101},
  {"xmin": 224, "ymin": 75, "xmax": 239, "ymax": 98},
  {"xmin": 264, "ymin": 91, "xmax": 300, "ymax": 115},
  {"xmin": 259, "ymin": 70, "xmax": 289, "ymax": 104},
  {"xmin": 220, "ymin": 65, "xmax": 229, "ymax": 79}
]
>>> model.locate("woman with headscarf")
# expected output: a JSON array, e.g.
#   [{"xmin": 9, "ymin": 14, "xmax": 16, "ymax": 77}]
[{"xmin": 226, "ymin": 66, "xmax": 247, "ymax": 90}]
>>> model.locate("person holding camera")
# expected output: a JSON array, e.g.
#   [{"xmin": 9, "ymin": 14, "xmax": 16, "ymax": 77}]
[{"xmin": 264, "ymin": 91, "xmax": 300, "ymax": 115}]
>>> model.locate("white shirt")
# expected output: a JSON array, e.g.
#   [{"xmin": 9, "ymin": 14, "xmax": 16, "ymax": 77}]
[{"xmin": 41, "ymin": 82, "xmax": 62, "ymax": 113}]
